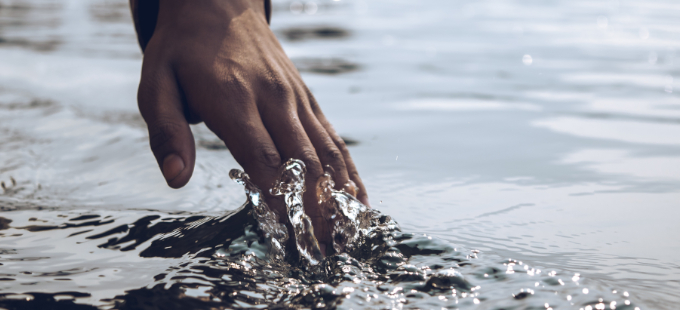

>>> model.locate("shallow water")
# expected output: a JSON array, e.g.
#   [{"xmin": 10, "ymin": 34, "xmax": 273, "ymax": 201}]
[{"xmin": 0, "ymin": 0, "xmax": 679, "ymax": 309}]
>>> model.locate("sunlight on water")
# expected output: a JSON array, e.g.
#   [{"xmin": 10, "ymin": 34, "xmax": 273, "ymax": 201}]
[
  {"xmin": 1, "ymin": 0, "xmax": 679, "ymax": 308},
  {"xmin": 0, "ymin": 160, "xmax": 646, "ymax": 308}
]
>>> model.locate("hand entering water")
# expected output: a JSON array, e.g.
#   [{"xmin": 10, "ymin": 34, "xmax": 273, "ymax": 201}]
[{"xmin": 130, "ymin": 0, "xmax": 368, "ymax": 248}]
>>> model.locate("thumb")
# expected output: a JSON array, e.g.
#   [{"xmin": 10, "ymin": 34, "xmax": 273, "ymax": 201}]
[{"xmin": 138, "ymin": 66, "xmax": 196, "ymax": 188}]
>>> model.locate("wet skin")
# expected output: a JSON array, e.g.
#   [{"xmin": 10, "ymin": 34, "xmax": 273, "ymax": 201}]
[{"xmin": 131, "ymin": 0, "xmax": 368, "ymax": 248}]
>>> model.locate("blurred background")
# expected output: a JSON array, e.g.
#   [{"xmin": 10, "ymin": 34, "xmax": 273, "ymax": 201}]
[{"xmin": 0, "ymin": 0, "xmax": 678, "ymax": 308}]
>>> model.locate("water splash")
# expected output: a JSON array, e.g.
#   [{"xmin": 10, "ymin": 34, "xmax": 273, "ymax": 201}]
[
  {"xmin": 232, "ymin": 158, "xmax": 391, "ymax": 266},
  {"xmin": 269, "ymin": 159, "xmax": 324, "ymax": 266},
  {"xmin": 229, "ymin": 169, "xmax": 288, "ymax": 261},
  {"xmin": 316, "ymin": 170, "xmax": 372, "ymax": 254},
  {"xmin": 124, "ymin": 161, "xmax": 650, "ymax": 310},
  {"xmin": 0, "ymin": 175, "xmax": 644, "ymax": 310}
]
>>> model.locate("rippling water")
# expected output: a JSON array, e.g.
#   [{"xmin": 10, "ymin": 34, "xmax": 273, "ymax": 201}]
[{"xmin": 1, "ymin": 0, "xmax": 679, "ymax": 309}]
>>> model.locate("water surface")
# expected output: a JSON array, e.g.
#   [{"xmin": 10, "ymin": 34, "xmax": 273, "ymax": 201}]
[{"xmin": 0, "ymin": 0, "xmax": 679, "ymax": 308}]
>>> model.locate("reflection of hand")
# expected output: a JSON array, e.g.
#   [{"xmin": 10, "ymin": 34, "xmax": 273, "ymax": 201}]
[{"xmin": 134, "ymin": 0, "xmax": 368, "ymax": 245}]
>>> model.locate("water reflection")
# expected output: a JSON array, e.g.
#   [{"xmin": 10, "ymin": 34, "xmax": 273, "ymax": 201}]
[
  {"xmin": 0, "ymin": 203, "xmax": 644, "ymax": 310},
  {"xmin": 1, "ymin": 0, "xmax": 680, "ymax": 308}
]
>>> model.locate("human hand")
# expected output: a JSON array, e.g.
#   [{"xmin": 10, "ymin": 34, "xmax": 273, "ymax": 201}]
[{"xmin": 134, "ymin": 0, "xmax": 368, "ymax": 248}]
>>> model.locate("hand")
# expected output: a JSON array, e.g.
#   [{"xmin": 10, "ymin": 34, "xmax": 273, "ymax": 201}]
[{"xmin": 135, "ymin": 0, "xmax": 369, "ymax": 246}]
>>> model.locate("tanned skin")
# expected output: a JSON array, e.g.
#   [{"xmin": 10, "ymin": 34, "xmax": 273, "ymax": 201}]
[{"xmin": 129, "ymin": 0, "xmax": 368, "ymax": 251}]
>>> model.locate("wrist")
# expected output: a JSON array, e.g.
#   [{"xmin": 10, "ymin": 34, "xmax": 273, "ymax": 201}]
[
  {"xmin": 158, "ymin": 0, "xmax": 262, "ymax": 26},
  {"xmin": 131, "ymin": 0, "xmax": 271, "ymax": 52}
]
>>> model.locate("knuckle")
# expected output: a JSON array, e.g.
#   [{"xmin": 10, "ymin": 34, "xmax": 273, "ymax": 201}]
[
  {"xmin": 266, "ymin": 78, "xmax": 293, "ymax": 100},
  {"xmin": 223, "ymin": 72, "xmax": 245, "ymax": 87},
  {"xmin": 324, "ymin": 148, "xmax": 345, "ymax": 166},
  {"xmin": 349, "ymin": 171, "xmax": 362, "ymax": 183},
  {"xmin": 295, "ymin": 148, "xmax": 318, "ymax": 162},
  {"xmin": 223, "ymin": 73, "xmax": 249, "ymax": 92},
  {"xmin": 223, "ymin": 74, "xmax": 260, "ymax": 108},
  {"xmin": 295, "ymin": 149, "xmax": 322, "ymax": 172},
  {"xmin": 148, "ymin": 120, "xmax": 184, "ymax": 150},
  {"xmin": 214, "ymin": 67, "xmax": 250, "ymax": 92},
  {"xmin": 253, "ymin": 147, "xmax": 281, "ymax": 170},
  {"xmin": 333, "ymin": 135, "xmax": 348, "ymax": 149}
]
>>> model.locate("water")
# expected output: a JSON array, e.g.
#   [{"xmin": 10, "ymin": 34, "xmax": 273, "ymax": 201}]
[
  {"xmin": 0, "ymin": 163, "xmax": 642, "ymax": 309},
  {"xmin": 1, "ymin": 0, "xmax": 679, "ymax": 308},
  {"xmin": 270, "ymin": 159, "xmax": 325, "ymax": 266}
]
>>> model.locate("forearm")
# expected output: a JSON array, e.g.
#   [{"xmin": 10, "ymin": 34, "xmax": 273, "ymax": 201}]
[{"xmin": 129, "ymin": 0, "xmax": 271, "ymax": 52}]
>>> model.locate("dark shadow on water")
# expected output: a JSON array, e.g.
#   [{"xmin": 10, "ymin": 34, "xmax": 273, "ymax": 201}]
[
  {"xmin": 280, "ymin": 26, "xmax": 350, "ymax": 42},
  {"xmin": 0, "ymin": 37, "xmax": 61, "ymax": 52},
  {"xmin": 341, "ymin": 137, "xmax": 359, "ymax": 146},
  {"xmin": 292, "ymin": 58, "xmax": 359, "ymax": 75},
  {"xmin": 0, "ymin": 202, "xmax": 643, "ymax": 310},
  {"xmin": 197, "ymin": 139, "xmax": 228, "ymax": 151}
]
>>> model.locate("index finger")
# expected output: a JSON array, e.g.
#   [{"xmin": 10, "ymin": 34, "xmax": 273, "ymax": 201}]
[{"xmin": 307, "ymin": 94, "xmax": 369, "ymax": 207}]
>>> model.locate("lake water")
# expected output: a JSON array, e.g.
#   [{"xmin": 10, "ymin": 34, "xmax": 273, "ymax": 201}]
[{"xmin": 0, "ymin": 0, "xmax": 678, "ymax": 309}]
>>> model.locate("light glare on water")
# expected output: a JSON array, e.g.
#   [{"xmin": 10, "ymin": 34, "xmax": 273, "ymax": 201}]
[{"xmin": 1, "ymin": 0, "xmax": 680, "ymax": 309}]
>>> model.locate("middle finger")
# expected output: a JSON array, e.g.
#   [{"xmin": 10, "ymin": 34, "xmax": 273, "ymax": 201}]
[{"xmin": 259, "ymin": 92, "xmax": 331, "ymax": 243}]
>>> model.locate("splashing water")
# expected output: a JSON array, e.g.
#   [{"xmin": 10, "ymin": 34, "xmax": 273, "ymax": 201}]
[
  {"xmin": 315, "ymin": 170, "xmax": 372, "ymax": 254},
  {"xmin": 216, "ymin": 159, "xmax": 643, "ymax": 309},
  {"xmin": 229, "ymin": 169, "xmax": 288, "ymax": 261},
  {"xmin": 234, "ymin": 158, "xmax": 388, "ymax": 266},
  {"xmin": 0, "ymin": 160, "xmax": 645, "ymax": 309},
  {"xmin": 269, "ymin": 159, "xmax": 324, "ymax": 266}
]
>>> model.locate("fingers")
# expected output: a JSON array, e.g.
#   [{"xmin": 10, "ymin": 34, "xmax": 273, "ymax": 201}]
[
  {"xmin": 174, "ymin": 61, "xmax": 286, "ymax": 221},
  {"xmin": 202, "ymin": 101, "xmax": 282, "ymax": 199},
  {"xmin": 260, "ymin": 98, "xmax": 324, "ymax": 191},
  {"xmin": 257, "ymin": 92, "xmax": 334, "ymax": 240},
  {"xmin": 307, "ymin": 94, "xmax": 370, "ymax": 207},
  {"xmin": 297, "ymin": 105, "xmax": 352, "ymax": 195},
  {"xmin": 138, "ymin": 64, "xmax": 196, "ymax": 189}
]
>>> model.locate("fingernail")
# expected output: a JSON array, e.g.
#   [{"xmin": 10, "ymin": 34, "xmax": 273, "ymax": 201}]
[
  {"xmin": 162, "ymin": 154, "xmax": 185, "ymax": 181},
  {"xmin": 343, "ymin": 181, "xmax": 358, "ymax": 197}
]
